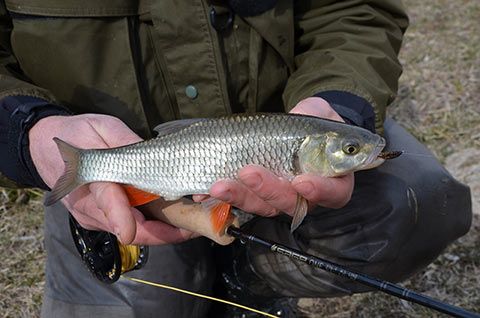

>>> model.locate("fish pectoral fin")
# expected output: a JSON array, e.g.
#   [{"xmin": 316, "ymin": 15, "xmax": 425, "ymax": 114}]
[
  {"xmin": 201, "ymin": 198, "xmax": 233, "ymax": 234},
  {"xmin": 153, "ymin": 118, "xmax": 207, "ymax": 136},
  {"xmin": 290, "ymin": 194, "xmax": 308, "ymax": 233},
  {"xmin": 122, "ymin": 185, "xmax": 161, "ymax": 207}
]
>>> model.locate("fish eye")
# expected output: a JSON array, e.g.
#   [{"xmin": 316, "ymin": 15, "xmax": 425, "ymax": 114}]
[{"xmin": 342, "ymin": 141, "xmax": 360, "ymax": 155}]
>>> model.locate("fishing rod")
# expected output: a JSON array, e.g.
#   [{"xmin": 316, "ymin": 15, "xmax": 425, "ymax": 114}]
[
  {"xmin": 70, "ymin": 196, "xmax": 478, "ymax": 317},
  {"xmin": 226, "ymin": 226, "xmax": 480, "ymax": 318}
]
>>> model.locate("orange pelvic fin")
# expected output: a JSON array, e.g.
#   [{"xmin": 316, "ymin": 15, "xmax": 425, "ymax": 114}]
[
  {"xmin": 209, "ymin": 201, "xmax": 233, "ymax": 234},
  {"xmin": 122, "ymin": 185, "xmax": 160, "ymax": 207}
]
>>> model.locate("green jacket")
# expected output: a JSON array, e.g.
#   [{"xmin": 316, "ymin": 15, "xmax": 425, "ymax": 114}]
[{"xmin": 0, "ymin": 0, "xmax": 408, "ymax": 187}]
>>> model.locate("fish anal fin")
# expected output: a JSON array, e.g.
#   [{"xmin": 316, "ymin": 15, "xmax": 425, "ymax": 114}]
[
  {"xmin": 204, "ymin": 199, "xmax": 233, "ymax": 234},
  {"xmin": 122, "ymin": 185, "xmax": 160, "ymax": 207}
]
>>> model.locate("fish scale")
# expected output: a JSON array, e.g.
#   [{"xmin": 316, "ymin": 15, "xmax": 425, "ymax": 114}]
[
  {"xmin": 78, "ymin": 115, "xmax": 309, "ymax": 199},
  {"xmin": 48, "ymin": 113, "xmax": 386, "ymax": 209}
]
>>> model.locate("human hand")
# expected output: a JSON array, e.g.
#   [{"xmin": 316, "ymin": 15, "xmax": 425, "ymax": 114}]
[
  {"xmin": 194, "ymin": 97, "xmax": 354, "ymax": 218},
  {"xmin": 29, "ymin": 114, "xmax": 196, "ymax": 245},
  {"xmin": 289, "ymin": 97, "xmax": 354, "ymax": 208}
]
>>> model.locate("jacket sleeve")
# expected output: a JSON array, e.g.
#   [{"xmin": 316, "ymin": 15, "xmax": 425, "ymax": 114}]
[
  {"xmin": 283, "ymin": 0, "xmax": 409, "ymax": 133},
  {"xmin": 0, "ymin": 3, "xmax": 58, "ymax": 102},
  {"xmin": 0, "ymin": 3, "xmax": 62, "ymax": 188}
]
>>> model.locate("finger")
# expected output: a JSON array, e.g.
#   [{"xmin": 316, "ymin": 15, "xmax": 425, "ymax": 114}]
[
  {"xmin": 237, "ymin": 165, "xmax": 299, "ymax": 216},
  {"xmin": 130, "ymin": 209, "xmax": 198, "ymax": 245},
  {"xmin": 292, "ymin": 173, "xmax": 354, "ymax": 209},
  {"xmin": 67, "ymin": 187, "xmax": 188, "ymax": 245},
  {"xmin": 209, "ymin": 179, "xmax": 278, "ymax": 217},
  {"xmin": 69, "ymin": 209, "xmax": 105, "ymax": 231},
  {"xmin": 64, "ymin": 186, "xmax": 111, "ymax": 231},
  {"xmin": 89, "ymin": 182, "xmax": 137, "ymax": 244},
  {"xmin": 192, "ymin": 194, "xmax": 210, "ymax": 202}
]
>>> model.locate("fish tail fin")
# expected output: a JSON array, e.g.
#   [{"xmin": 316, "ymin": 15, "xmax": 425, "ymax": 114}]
[
  {"xmin": 122, "ymin": 185, "xmax": 161, "ymax": 207},
  {"xmin": 202, "ymin": 198, "xmax": 233, "ymax": 234},
  {"xmin": 44, "ymin": 138, "xmax": 82, "ymax": 206},
  {"xmin": 290, "ymin": 194, "xmax": 308, "ymax": 233}
]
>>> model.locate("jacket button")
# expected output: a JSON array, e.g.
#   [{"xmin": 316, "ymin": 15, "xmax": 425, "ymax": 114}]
[{"xmin": 185, "ymin": 85, "xmax": 198, "ymax": 99}]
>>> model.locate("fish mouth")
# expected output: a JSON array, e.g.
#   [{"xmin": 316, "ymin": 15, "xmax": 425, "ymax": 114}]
[
  {"xmin": 360, "ymin": 137, "xmax": 386, "ymax": 170},
  {"xmin": 378, "ymin": 150, "xmax": 403, "ymax": 160}
]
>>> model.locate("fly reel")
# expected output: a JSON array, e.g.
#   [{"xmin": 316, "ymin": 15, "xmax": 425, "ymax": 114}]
[{"xmin": 69, "ymin": 214, "xmax": 148, "ymax": 283}]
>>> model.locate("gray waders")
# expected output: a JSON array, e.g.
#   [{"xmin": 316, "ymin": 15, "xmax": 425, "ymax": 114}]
[{"xmin": 41, "ymin": 120, "xmax": 471, "ymax": 317}]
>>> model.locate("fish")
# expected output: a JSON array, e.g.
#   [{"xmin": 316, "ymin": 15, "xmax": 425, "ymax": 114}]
[{"xmin": 45, "ymin": 113, "xmax": 390, "ymax": 232}]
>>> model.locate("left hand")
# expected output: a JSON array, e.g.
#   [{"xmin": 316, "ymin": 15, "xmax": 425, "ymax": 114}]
[{"xmin": 193, "ymin": 97, "xmax": 355, "ymax": 217}]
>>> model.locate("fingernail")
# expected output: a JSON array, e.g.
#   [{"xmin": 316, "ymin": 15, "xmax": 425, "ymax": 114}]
[
  {"xmin": 240, "ymin": 173, "xmax": 262, "ymax": 189},
  {"xmin": 294, "ymin": 182, "xmax": 314, "ymax": 196}
]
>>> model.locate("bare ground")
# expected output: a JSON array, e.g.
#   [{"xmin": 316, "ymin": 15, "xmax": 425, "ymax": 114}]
[
  {"xmin": 0, "ymin": 190, "xmax": 44, "ymax": 318},
  {"xmin": 299, "ymin": 0, "xmax": 480, "ymax": 316},
  {"xmin": 0, "ymin": 0, "xmax": 479, "ymax": 317}
]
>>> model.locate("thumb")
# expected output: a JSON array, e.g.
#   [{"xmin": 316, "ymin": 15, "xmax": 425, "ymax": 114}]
[
  {"xmin": 90, "ymin": 182, "xmax": 137, "ymax": 244},
  {"xmin": 291, "ymin": 97, "xmax": 344, "ymax": 122}
]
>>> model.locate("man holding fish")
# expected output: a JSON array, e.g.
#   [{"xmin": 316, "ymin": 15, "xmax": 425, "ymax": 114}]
[{"xmin": 0, "ymin": 0, "xmax": 472, "ymax": 317}]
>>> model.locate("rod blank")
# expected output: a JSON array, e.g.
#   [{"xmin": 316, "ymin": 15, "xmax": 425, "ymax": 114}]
[{"xmin": 226, "ymin": 226, "xmax": 480, "ymax": 318}]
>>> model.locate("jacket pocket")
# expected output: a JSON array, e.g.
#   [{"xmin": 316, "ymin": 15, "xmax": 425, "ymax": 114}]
[{"xmin": 5, "ymin": 0, "xmax": 154, "ymax": 137}]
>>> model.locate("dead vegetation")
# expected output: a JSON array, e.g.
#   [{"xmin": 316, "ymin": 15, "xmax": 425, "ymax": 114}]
[
  {"xmin": 0, "ymin": 190, "xmax": 45, "ymax": 318},
  {"xmin": 0, "ymin": 0, "xmax": 479, "ymax": 317},
  {"xmin": 299, "ymin": 0, "xmax": 480, "ymax": 316}
]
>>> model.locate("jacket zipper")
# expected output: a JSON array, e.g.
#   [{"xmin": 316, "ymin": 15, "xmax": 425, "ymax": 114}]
[
  {"xmin": 146, "ymin": 27, "xmax": 179, "ymax": 119},
  {"xmin": 127, "ymin": 16, "xmax": 159, "ymax": 133}
]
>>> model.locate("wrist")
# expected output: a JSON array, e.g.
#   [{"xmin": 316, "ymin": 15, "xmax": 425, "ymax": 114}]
[{"xmin": 2, "ymin": 96, "xmax": 71, "ymax": 189}]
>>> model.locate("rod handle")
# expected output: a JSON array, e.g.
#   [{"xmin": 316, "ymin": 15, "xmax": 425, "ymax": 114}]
[{"xmin": 144, "ymin": 198, "xmax": 238, "ymax": 246}]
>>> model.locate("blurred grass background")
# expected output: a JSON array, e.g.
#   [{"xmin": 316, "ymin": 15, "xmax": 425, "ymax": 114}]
[
  {"xmin": 299, "ymin": 0, "xmax": 480, "ymax": 317},
  {"xmin": 0, "ymin": 0, "xmax": 479, "ymax": 317}
]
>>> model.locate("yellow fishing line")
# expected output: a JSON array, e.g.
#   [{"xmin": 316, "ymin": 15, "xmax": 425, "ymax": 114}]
[
  {"xmin": 118, "ymin": 244, "xmax": 275, "ymax": 316},
  {"xmin": 122, "ymin": 276, "xmax": 277, "ymax": 318},
  {"xmin": 118, "ymin": 244, "xmax": 140, "ymax": 273}
]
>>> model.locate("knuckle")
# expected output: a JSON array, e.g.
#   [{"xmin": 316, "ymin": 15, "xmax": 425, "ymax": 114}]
[
  {"xmin": 261, "ymin": 189, "xmax": 282, "ymax": 202},
  {"xmin": 258, "ymin": 178, "xmax": 289, "ymax": 202},
  {"xmin": 263, "ymin": 207, "xmax": 280, "ymax": 217}
]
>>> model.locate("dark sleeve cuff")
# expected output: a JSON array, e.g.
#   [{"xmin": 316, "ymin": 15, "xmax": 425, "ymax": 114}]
[
  {"xmin": 314, "ymin": 90, "xmax": 376, "ymax": 133},
  {"xmin": 0, "ymin": 95, "xmax": 71, "ymax": 189}
]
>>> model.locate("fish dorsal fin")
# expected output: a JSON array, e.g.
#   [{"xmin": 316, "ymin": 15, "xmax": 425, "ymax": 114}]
[{"xmin": 153, "ymin": 118, "xmax": 207, "ymax": 137}]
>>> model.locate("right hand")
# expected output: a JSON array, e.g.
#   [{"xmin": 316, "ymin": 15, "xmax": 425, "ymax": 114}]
[
  {"xmin": 195, "ymin": 98, "xmax": 354, "ymax": 218},
  {"xmin": 29, "ymin": 113, "xmax": 196, "ymax": 245}
]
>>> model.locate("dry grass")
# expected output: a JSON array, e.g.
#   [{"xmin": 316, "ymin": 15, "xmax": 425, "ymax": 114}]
[
  {"xmin": 0, "ymin": 0, "xmax": 479, "ymax": 317},
  {"xmin": 0, "ymin": 190, "xmax": 45, "ymax": 318},
  {"xmin": 298, "ymin": 217, "xmax": 480, "ymax": 317},
  {"xmin": 388, "ymin": 0, "xmax": 480, "ymax": 162},
  {"xmin": 299, "ymin": 0, "xmax": 480, "ymax": 316}
]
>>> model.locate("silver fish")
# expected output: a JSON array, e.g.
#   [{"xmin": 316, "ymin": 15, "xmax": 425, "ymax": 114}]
[{"xmin": 45, "ymin": 113, "xmax": 388, "ymax": 231}]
